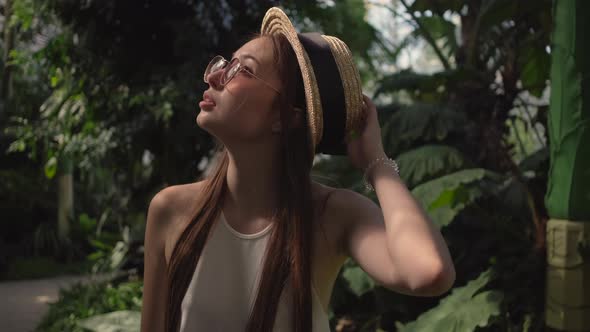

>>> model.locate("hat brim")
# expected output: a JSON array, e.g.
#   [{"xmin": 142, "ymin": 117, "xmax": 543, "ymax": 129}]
[
  {"xmin": 260, "ymin": 7, "xmax": 323, "ymax": 159},
  {"xmin": 261, "ymin": 7, "xmax": 365, "ymax": 159}
]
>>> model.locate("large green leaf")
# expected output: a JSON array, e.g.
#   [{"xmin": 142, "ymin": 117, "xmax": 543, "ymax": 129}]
[
  {"xmin": 374, "ymin": 68, "xmax": 485, "ymax": 98},
  {"xmin": 411, "ymin": 169, "xmax": 504, "ymax": 228},
  {"xmin": 545, "ymin": 0, "xmax": 590, "ymax": 220},
  {"xmin": 375, "ymin": 70, "xmax": 441, "ymax": 97},
  {"xmin": 381, "ymin": 103, "xmax": 467, "ymax": 155},
  {"xmin": 396, "ymin": 145, "xmax": 467, "ymax": 188},
  {"xmin": 396, "ymin": 268, "xmax": 503, "ymax": 332},
  {"xmin": 77, "ymin": 310, "xmax": 141, "ymax": 332}
]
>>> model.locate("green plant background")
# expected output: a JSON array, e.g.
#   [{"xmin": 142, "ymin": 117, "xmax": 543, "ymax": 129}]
[{"xmin": 0, "ymin": 0, "xmax": 553, "ymax": 331}]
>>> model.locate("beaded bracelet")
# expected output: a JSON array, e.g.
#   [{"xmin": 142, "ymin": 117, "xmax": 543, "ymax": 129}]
[{"xmin": 363, "ymin": 156, "xmax": 400, "ymax": 192}]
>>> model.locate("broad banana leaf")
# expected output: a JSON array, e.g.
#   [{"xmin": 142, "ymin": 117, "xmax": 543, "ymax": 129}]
[{"xmin": 545, "ymin": 0, "xmax": 590, "ymax": 221}]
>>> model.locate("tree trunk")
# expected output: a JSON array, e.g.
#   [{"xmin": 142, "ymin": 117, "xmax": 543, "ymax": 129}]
[
  {"xmin": 57, "ymin": 157, "xmax": 74, "ymax": 243},
  {"xmin": 1, "ymin": 0, "xmax": 15, "ymax": 103}
]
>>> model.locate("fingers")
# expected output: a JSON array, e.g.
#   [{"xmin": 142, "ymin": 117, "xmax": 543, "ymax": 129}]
[
  {"xmin": 362, "ymin": 94, "xmax": 376, "ymax": 111},
  {"xmin": 361, "ymin": 94, "xmax": 376, "ymax": 122},
  {"xmin": 348, "ymin": 93, "xmax": 376, "ymax": 142}
]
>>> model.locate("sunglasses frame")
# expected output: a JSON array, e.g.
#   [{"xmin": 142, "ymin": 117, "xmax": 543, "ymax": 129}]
[{"xmin": 203, "ymin": 55, "xmax": 281, "ymax": 94}]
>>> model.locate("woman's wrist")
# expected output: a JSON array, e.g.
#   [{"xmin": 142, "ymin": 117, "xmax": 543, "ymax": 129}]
[
  {"xmin": 369, "ymin": 160, "xmax": 400, "ymax": 184},
  {"xmin": 361, "ymin": 150, "xmax": 387, "ymax": 170},
  {"xmin": 362, "ymin": 154, "xmax": 400, "ymax": 192}
]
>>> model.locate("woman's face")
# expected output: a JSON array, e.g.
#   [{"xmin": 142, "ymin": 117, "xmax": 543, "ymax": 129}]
[{"xmin": 196, "ymin": 37, "xmax": 282, "ymax": 146}]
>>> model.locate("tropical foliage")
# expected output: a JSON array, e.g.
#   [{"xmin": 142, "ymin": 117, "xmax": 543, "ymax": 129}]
[
  {"xmin": 313, "ymin": 0, "xmax": 551, "ymax": 330},
  {"xmin": 35, "ymin": 280, "xmax": 143, "ymax": 332},
  {"xmin": 0, "ymin": 0, "xmax": 553, "ymax": 331}
]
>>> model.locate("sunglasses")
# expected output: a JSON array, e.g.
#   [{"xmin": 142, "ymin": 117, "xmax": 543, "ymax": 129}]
[{"xmin": 203, "ymin": 55, "xmax": 280, "ymax": 94}]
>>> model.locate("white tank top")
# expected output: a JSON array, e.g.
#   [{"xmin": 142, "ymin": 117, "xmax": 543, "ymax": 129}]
[{"xmin": 178, "ymin": 210, "xmax": 331, "ymax": 332}]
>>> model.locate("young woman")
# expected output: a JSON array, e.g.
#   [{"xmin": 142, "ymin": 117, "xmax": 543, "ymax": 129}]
[{"xmin": 140, "ymin": 7, "xmax": 455, "ymax": 332}]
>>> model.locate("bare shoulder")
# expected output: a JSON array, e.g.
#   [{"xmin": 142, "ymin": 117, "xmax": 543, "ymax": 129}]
[
  {"xmin": 150, "ymin": 181, "xmax": 205, "ymax": 213},
  {"xmin": 147, "ymin": 180, "xmax": 207, "ymax": 265},
  {"xmin": 312, "ymin": 182, "xmax": 383, "ymax": 257},
  {"xmin": 148, "ymin": 181, "xmax": 204, "ymax": 227},
  {"xmin": 141, "ymin": 181, "xmax": 205, "ymax": 332}
]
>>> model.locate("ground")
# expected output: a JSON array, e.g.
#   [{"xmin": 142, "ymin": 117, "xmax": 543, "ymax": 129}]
[{"xmin": 0, "ymin": 274, "xmax": 109, "ymax": 332}]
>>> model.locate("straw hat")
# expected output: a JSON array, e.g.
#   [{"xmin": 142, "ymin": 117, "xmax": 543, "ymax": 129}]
[{"xmin": 260, "ymin": 6, "xmax": 364, "ymax": 159}]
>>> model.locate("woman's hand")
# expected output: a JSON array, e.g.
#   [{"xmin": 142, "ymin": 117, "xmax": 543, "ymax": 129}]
[{"xmin": 346, "ymin": 94, "xmax": 386, "ymax": 170}]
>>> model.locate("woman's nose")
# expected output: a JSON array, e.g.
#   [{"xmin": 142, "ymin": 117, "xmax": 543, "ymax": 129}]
[{"xmin": 206, "ymin": 69, "xmax": 223, "ymax": 90}]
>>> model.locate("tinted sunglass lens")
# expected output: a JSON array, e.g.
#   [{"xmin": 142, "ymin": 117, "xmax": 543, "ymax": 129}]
[
  {"xmin": 222, "ymin": 59, "xmax": 240, "ymax": 85},
  {"xmin": 204, "ymin": 57, "xmax": 226, "ymax": 82},
  {"xmin": 211, "ymin": 59, "xmax": 225, "ymax": 72}
]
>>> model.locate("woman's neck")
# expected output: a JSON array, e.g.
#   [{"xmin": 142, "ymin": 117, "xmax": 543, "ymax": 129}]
[{"xmin": 223, "ymin": 146, "xmax": 280, "ymax": 220}]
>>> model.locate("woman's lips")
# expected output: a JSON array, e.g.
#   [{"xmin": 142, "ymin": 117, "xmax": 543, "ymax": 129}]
[
  {"xmin": 199, "ymin": 100, "xmax": 216, "ymax": 109},
  {"xmin": 200, "ymin": 92, "xmax": 216, "ymax": 110}
]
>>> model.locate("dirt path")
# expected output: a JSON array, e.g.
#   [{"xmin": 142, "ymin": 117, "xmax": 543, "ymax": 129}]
[{"xmin": 0, "ymin": 274, "xmax": 110, "ymax": 332}]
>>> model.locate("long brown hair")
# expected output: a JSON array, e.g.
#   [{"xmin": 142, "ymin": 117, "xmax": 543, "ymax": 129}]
[{"xmin": 165, "ymin": 32, "xmax": 319, "ymax": 332}]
